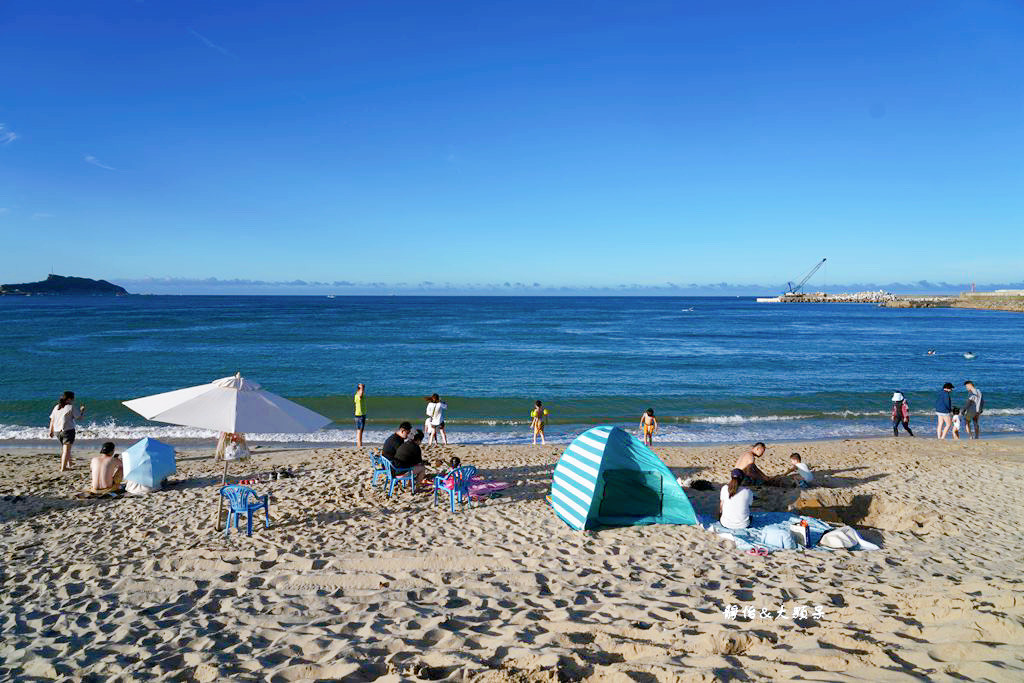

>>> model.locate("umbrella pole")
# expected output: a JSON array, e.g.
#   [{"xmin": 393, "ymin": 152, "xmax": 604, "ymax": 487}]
[{"xmin": 215, "ymin": 459, "xmax": 229, "ymax": 531}]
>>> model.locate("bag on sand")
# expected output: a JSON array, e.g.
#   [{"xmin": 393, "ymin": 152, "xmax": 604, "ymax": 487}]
[
  {"xmin": 761, "ymin": 525, "xmax": 796, "ymax": 550},
  {"xmin": 819, "ymin": 525, "xmax": 860, "ymax": 549}
]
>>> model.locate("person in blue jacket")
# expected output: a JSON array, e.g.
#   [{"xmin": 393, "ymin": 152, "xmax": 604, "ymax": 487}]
[{"xmin": 935, "ymin": 382, "xmax": 954, "ymax": 439}]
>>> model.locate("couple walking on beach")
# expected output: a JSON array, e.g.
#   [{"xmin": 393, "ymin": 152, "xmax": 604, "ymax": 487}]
[
  {"xmin": 935, "ymin": 380, "xmax": 984, "ymax": 439},
  {"xmin": 352, "ymin": 385, "xmax": 448, "ymax": 448}
]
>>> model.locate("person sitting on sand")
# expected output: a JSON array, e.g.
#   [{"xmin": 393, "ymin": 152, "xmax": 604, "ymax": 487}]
[
  {"xmin": 393, "ymin": 429, "xmax": 427, "ymax": 486},
  {"xmin": 382, "ymin": 422, "xmax": 412, "ymax": 464},
  {"xmin": 639, "ymin": 408, "xmax": 658, "ymax": 446},
  {"xmin": 90, "ymin": 442, "xmax": 123, "ymax": 493},
  {"xmin": 531, "ymin": 400, "xmax": 549, "ymax": 445},
  {"xmin": 782, "ymin": 453, "xmax": 814, "ymax": 489},
  {"xmin": 719, "ymin": 469, "xmax": 753, "ymax": 530},
  {"xmin": 734, "ymin": 442, "xmax": 773, "ymax": 484}
]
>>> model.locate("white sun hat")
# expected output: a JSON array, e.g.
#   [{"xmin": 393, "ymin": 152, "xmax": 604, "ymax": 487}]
[{"xmin": 891, "ymin": 392, "xmax": 904, "ymax": 402}]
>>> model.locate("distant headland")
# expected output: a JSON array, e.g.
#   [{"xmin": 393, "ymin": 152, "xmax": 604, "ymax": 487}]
[{"xmin": 0, "ymin": 274, "xmax": 130, "ymax": 296}]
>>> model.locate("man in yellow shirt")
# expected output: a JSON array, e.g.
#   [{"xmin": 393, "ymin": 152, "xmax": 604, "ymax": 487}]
[{"xmin": 354, "ymin": 383, "xmax": 366, "ymax": 448}]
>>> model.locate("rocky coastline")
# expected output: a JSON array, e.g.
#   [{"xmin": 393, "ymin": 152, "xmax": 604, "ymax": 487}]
[{"xmin": 763, "ymin": 290, "xmax": 1023, "ymax": 313}]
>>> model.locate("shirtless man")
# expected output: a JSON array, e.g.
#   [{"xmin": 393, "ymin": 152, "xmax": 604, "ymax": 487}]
[
  {"xmin": 90, "ymin": 442, "xmax": 123, "ymax": 493},
  {"xmin": 734, "ymin": 442, "xmax": 772, "ymax": 484}
]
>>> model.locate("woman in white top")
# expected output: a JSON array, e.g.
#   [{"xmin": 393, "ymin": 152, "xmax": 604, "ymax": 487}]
[
  {"xmin": 719, "ymin": 468, "xmax": 753, "ymax": 530},
  {"xmin": 49, "ymin": 390, "xmax": 85, "ymax": 472},
  {"xmin": 424, "ymin": 393, "xmax": 448, "ymax": 447}
]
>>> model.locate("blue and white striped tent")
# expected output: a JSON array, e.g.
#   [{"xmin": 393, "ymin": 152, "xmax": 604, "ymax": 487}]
[{"xmin": 550, "ymin": 425, "xmax": 698, "ymax": 530}]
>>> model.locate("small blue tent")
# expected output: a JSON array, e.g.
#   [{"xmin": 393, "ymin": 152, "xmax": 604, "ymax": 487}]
[{"xmin": 550, "ymin": 426, "xmax": 697, "ymax": 530}]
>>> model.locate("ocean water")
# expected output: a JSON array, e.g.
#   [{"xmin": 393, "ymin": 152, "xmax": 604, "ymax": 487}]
[{"xmin": 2, "ymin": 295, "xmax": 1022, "ymax": 446}]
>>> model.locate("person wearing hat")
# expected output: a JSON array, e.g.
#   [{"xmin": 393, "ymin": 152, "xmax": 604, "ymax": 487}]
[
  {"xmin": 891, "ymin": 392, "xmax": 913, "ymax": 437},
  {"xmin": 963, "ymin": 380, "xmax": 984, "ymax": 439},
  {"xmin": 90, "ymin": 441, "xmax": 123, "ymax": 494},
  {"xmin": 935, "ymin": 382, "xmax": 954, "ymax": 439}
]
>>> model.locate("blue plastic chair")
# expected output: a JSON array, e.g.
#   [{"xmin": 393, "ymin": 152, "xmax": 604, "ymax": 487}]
[
  {"xmin": 219, "ymin": 485, "xmax": 270, "ymax": 536},
  {"xmin": 433, "ymin": 465, "xmax": 478, "ymax": 512},
  {"xmin": 384, "ymin": 460, "xmax": 416, "ymax": 497},
  {"xmin": 370, "ymin": 452, "xmax": 389, "ymax": 486}
]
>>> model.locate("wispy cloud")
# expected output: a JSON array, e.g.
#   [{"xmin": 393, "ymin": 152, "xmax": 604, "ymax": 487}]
[
  {"xmin": 0, "ymin": 123, "xmax": 18, "ymax": 145},
  {"xmin": 32, "ymin": 212, "xmax": 54, "ymax": 220},
  {"xmin": 188, "ymin": 28, "xmax": 235, "ymax": 58},
  {"xmin": 0, "ymin": 208, "xmax": 9, "ymax": 216},
  {"xmin": 84, "ymin": 155, "xmax": 118, "ymax": 171}
]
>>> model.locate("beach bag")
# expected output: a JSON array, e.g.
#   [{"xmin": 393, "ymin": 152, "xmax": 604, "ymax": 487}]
[
  {"xmin": 761, "ymin": 525, "xmax": 796, "ymax": 550},
  {"xmin": 819, "ymin": 525, "xmax": 859, "ymax": 549},
  {"xmin": 224, "ymin": 440, "xmax": 250, "ymax": 461}
]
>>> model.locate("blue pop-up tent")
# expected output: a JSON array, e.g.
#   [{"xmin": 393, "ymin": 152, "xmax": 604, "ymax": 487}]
[
  {"xmin": 550, "ymin": 426, "xmax": 697, "ymax": 530},
  {"xmin": 122, "ymin": 437, "xmax": 177, "ymax": 489}
]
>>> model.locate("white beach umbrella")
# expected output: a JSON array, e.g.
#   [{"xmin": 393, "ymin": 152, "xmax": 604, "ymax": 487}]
[
  {"xmin": 123, "ymin": 373, "xmax": 332, "ymax": 531},
  {"xmin": 122, "ymin": 373, "xmax": 332, "ymax": 434}
]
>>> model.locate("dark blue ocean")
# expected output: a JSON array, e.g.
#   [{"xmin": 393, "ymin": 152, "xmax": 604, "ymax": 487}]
[{"xmin": 1, "ymin": 295, "xmax": 1021, "ymax": 445}]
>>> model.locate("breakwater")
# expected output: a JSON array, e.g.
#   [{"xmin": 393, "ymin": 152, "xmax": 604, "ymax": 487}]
[{"xmin": 761, "ymin": 290, "xmax": 1023, "ymax": 313}]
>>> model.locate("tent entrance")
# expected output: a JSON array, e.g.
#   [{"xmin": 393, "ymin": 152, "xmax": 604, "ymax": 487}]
[{"xmin": 598, "ymin": 469, "xmax": 663, "ymax": 519}]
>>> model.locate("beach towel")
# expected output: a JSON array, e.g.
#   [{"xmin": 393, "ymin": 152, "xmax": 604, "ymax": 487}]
[
  {"xmin": 469, "ymin": 478, "xmax": 512, "ymax": 499},
  {"xmin": 432, "ymin": 475, "xmax": 512, "ymax": 498},
  {"xmin": 699, "ymin": 512, "xmax": 878, "ymax": 552}
]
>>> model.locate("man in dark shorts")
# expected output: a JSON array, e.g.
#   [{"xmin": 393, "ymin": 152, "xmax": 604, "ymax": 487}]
[
  {"xmin": 394, "ymin": 429, "xmax": 427, "ymax": 486},
  {"xmin": 382, "ymin": 422, "xmax": 412, "ymax": 465},
  {"xmin": 963, "ymin": 380, "xmax": 984, "ymax": 439},
  {"xmin": 733, "ymin": 442, "xmax": 778, "ymax": 485},
  {"xmin": 354, "ymin": 383, "xmax": 366, "ymax": 448}
]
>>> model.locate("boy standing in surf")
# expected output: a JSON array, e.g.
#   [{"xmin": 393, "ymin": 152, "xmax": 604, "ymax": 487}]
[{"xmin": 639, "ymin": 408, "xmax": 658, "ymax": 446}]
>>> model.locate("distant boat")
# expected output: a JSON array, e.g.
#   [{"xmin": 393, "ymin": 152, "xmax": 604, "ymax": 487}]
[
  {"xmin": 963, "ymin": 352, "xmax": 976, "ymax": 360},
  {"xmin": 682, "ymin": 307, "xmax": 694, "ymax": 312},
  {"xmin": 326, "ymin": 295, "xmax": 335, "ymax": 299}
]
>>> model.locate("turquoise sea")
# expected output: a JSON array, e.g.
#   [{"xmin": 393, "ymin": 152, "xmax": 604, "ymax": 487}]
[{"xmin": 1, "ymin": 295, "xmax": 1021, "ymax": 445}]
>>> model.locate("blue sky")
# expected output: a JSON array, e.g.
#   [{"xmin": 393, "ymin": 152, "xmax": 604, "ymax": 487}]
[{"xmin": 1, "ymin": 1, "xmax": 1022, "ymax": 293}]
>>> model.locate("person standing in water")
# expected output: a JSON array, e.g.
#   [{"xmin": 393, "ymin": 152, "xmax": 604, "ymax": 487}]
[
  {"xmin": 891, "ymin": 392, "xmax": 914, "ymax": 436},
  {"xmin": 935, "ymin": 382, "xmax": 954, "ymax": 439},
  {"xmin": 531, "ymin": 400, "xmax": 549, "ymax": 445},
  {"xmin": 639, "ymin": 408, "xmax": 658, "ymax": 446},
  {"xmin": 49, "ymin": 390, "xmax": 85, "ymax": 472},
  {"xmin": 963, "ymin": 380, "xmax": 984, "ymax": 439},
  {"xmin": 353, "ymin": 383, "xmax": 366, "ymax": 448},
  {"xmin": 425, "ymin": 393, "xmax": 448, "ymax": 447}
]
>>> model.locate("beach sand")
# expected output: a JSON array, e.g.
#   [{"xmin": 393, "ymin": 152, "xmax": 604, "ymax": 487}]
[{"xmin": 2, "ymin": 436, "xmax": 1023, "ymax": 681}]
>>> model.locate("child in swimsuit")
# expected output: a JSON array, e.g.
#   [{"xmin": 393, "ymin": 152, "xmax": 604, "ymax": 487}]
[
  {"xmin": 531, "ymin": 400, "xmax": 549, "ymax": 444},
  {"xmin": 640, "ymin": 408, "xmax": 658, "ymax": 446}
]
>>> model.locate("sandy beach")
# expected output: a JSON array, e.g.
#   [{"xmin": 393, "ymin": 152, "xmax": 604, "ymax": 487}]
[{"xmin": 2, "ymin": 436, "xmax": 1023, "ymax": 681}]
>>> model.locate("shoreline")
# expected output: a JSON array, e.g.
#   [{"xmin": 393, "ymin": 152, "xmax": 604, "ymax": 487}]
[{"xmin": 4, "ymin": 429, "xmax": 1021, "ymax": 451}]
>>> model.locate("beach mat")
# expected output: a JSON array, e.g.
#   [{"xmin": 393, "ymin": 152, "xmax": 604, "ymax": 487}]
[{"xmin": 699, "ymin": 511, "xmax": 878, "ymax": 552}]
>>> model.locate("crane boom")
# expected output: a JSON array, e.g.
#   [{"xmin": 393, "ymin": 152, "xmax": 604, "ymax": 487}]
[{"xmin": 786, "ymin": 258, "xmax": 827, "ymax": 295}]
